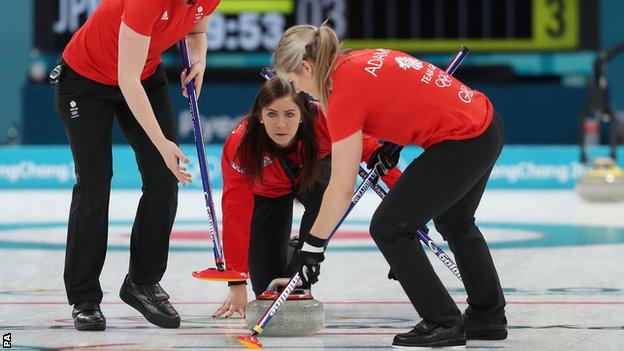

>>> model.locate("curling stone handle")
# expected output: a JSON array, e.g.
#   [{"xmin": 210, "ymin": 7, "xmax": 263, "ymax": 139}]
[{"xmin": 267, "ymin": 278, "xmax": 302, "ymax": 291}]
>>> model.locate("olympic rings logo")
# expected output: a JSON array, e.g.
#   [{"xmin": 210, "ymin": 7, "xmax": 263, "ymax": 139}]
[
  {"xmin": 458, "ymin": 85, "xmax": 474, "ymax": 103},
  {"xmin": 435, "ymin": 73, "xmax": 452, "ymax": 88}
]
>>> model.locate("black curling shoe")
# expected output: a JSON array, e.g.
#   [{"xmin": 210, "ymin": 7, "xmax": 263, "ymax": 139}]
[
  {"xmin": 392, "ymin": 320, "xmax": 466, "ymax": 348},
  {"xmin": 72, "ymin": 301, "xmax": 106, "ymax": 331},
  {"xmin": 119, "ymin": 275, "xmax": 180, "ymax": 328},
  {"xmin": 463, "ymin": 313, "xmax": 508, "ymax": 340}
]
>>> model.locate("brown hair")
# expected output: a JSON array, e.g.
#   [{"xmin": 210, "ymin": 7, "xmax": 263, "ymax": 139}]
[
  {"xmin": 273, "ymin": 24, "xmax": 342, "ymax": 111},
  {"xmin": 235, "ymin": 77, "xmax": 321, "ymax": 190}
]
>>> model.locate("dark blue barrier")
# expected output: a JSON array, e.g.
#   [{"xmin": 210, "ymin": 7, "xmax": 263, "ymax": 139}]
[
  {"xmin": 22, "ymin": 82, "xmax": 587, "ymax": 145},
  {"xmin": 474, "ymin": 83, "xmax": 587, "ymax": 144}
]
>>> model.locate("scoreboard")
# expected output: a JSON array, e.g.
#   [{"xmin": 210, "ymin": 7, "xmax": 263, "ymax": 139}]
[
  {"xmin": 208, "ymin": 0, "xmax": 590, "ymax": 52},
  {"xmin": 35, "ymin": 0, "xmax": 597, "ymax": 56}
]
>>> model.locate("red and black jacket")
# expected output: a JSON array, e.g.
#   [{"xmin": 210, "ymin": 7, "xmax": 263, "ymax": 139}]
[{"xmin": 221, "ymin": 106, "xmax": 402, "ymax": 274}]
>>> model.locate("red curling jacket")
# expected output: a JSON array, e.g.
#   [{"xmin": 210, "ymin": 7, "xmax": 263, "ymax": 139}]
[{"xmin": 221, "ymin": 105, "xmax": 402, "ymax": 274}]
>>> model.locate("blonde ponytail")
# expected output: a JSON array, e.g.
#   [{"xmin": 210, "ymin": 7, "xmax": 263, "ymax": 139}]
[{"xmin": 274, "ymin": 24, "xmax": 342, "ymax": 110}]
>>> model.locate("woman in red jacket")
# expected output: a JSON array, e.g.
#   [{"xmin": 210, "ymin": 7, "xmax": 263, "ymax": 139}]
[
  {"xmin": 54, "ymin": 0, "xmax": 221, "ymax": 331},
  {"xmin": 273, "ymin": 25, "xmax": 507, "ymax": 348},
  {"xmin": 212, "ymin": 77, "xmax": 401, "ymax": 319}
]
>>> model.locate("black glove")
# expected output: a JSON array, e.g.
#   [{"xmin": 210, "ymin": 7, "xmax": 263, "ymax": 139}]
[
  {"xmin": 293, "ymin": 235, "xmax": 326, "ymax": 286},
  {"xmin": 367, "ymin": 142, "xmax": 401, "ymax": 176}
]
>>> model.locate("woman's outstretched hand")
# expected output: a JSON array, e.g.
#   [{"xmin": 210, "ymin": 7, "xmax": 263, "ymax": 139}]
[
  {"xmin": 156, "ymin": 139, "xmax": 192, "ymax": 185},
  {"xmin": 212, "ymin": 284, "xmax": 248, "ymax": 319}
]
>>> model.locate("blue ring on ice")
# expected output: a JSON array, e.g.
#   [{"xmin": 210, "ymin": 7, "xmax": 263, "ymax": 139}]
[{"xmin": 0, "ymin": 219, "xmax": 623, "ymax": 251}]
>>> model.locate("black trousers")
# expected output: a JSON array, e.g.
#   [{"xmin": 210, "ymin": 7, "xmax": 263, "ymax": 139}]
[
  {"xmin": 55, "ymin": 63, "xmax": 179, "ymax": 305},
  {"xmin": 370, "ymin": 113, "xmax": 506, "ymax": 327},
  {"xmin": 248, "ymin": 158, "xmax": 331, "ymax": 296}
]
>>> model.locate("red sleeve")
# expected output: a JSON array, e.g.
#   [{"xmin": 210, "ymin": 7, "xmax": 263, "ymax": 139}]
[
  {"xmin": 326, "ymin": 92, "xmax": 365, "ymax": 142},
  {"xmin": 121, "ymin": 0, "xmax": 163, "ymax": 36},
  {"xmin": 310, "ymin": 102, "xmax": 336, "ymax": 158},
  {"xmin": 380, "ymin": 167, "xmax": 402, "ymax": 188},
  {"xmin": 205, "ymin": 0, "xmax": 222, "ymax": 15},
  {"xmin": 361, "ymin": 134, "xmax": 402, "ymax": 188},
  {"xmin": 361, "ymin": 134, "xmax": 381, "ymax": 163},
  {"xmin": 221, "ymin": 125, "xmax": 254, "ymax": 274}
]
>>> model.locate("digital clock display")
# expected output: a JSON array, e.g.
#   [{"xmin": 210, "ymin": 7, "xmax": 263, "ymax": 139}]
[
  {"xmin": 207, "ymin": 0, "xmax": 348, "ymax": 52},
  {"xmin": 208, "ymin": 12, "xmax": 286, "ymax": 51}
]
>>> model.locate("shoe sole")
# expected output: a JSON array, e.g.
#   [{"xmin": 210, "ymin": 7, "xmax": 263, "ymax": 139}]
[
  {"xmin": 466, "ymin": 330, "xmax": 508, "ymax": 340},
  {"xmin": 74, "ymin": 320, "xmax": 106, "ymax": 331},
  {"xmin": 119, "ymin": 287, "xmax": 180, "ymax": 329},
  {"xmin": 392, "ymin": 337, "xmax": 467, "ymax": 349}
]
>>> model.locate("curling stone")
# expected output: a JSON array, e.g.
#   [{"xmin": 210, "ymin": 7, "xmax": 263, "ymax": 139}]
[
  {"xmin": 245, "ymin": 278, "xmax": 324, "ymax": 336},
  {"xmin": 576, "ymin": 157, "xmax": 624, "ymax": 202}
]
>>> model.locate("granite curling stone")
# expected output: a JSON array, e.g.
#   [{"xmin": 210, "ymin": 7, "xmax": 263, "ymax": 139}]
[
  {"xmin": 576, "ymin": 157, "xmax": 624, "ymax": 202},
  {"xmin": 245, "ymin": 279, "xmax": 324, "ymax": 336}
]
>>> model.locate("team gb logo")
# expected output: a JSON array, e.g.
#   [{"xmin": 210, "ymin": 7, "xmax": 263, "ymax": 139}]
[{"xmin": 395, "ymin": 56, "xmax": 424, "ymax": 71}]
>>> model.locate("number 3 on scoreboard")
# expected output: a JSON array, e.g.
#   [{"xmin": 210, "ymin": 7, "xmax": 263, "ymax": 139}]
[
  {"xmin": 546, "ymin": 0, "xmax": 566, "ymax": 38},
  {"xmin": 535, "ymin": 0, "xmax": 578, "ymax": 46}
]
